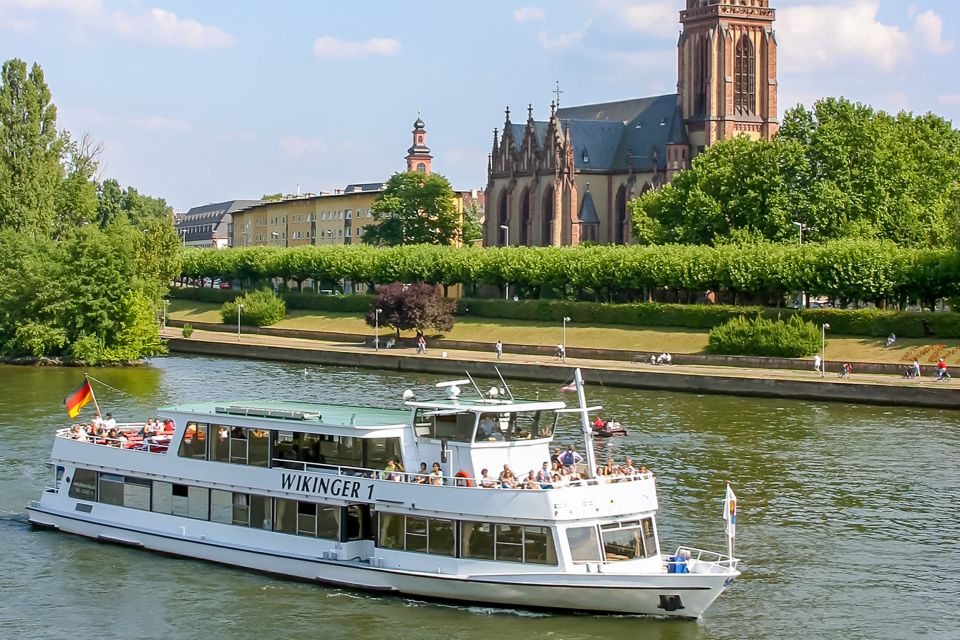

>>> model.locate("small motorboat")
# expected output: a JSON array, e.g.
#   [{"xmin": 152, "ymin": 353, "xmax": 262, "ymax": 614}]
[{"xmin": 593, "ymin": 421, "xmax": 628, "ymax": 438}]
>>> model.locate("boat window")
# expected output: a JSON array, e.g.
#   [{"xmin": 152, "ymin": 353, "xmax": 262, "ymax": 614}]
[
  {"xmin": 170, "ymin": 484, "xmax": 208, "ymax": 520},
  {"xmin": 523, "ymin": 526, "xmax": 557, "ymax": 565},
  {"xmin": 98, "ymin": 473, "xmax": 124, "ymax": 506},
  {"xmin": 152, "ymin": 481, "xmax": 172, "ymax": 513},
  {"xmin": 476, "ymin": 412, "xmax": 549, "ymax": 442},
  {"xmin": 515, "ymin": 411, "xmax": 551, "ymax": 439},
  {"xmin": 363, "ymin": 437, "xmax": 402, "ymax": 471},
  {"xmin": 250, "ymin": 495, "xmax": 271, "ymax": 530},
  {"xmin": 641, "ymin": 517, "xmax": 658, "ymax": 557},
  {"xmin": 495, "ymin": 524, "xmax": 524, "ymax": 562},
  {"xmin": 273, "ymin": 431, "xmax": 300, "ymax": 469},
  {"xmin": 123, "ymin": 476, "xmax": 151, "ymax": 511},
  {"xmin": 413, "ymin": 409, "xmax": 474, "ymax": 443},
  {"xmin": 248, "ymin": 429, "xmax": 270, "ymax": 467},
  {"xmin": 68, "ymin": 468, "xmax": 98, "ymax": 501},
  {"xmin": 461, "ymin": 521, "xmax": 494, "ymax": 560},
  {"xmin": 211, "ymin": 489, "xmax": 233, "ymax": 524},
  {"xmin": 567, "ymin": 525, "xmax": 603, "ymax": 563},
  {"xmin": 601, "ymin": 522, "xmax": 647, "ymax": 561},
  {"xmin": 178, "ymin": 422, "xmax": 207, "ymax": 460},
  {"xmin": 230, "ymin": 427, "xmax": 248, "ymax": 465},
  {"xmin": 210, "ymin": 425, "xmax": 230, "ymax": 462},
  {"xmin": 377, "ymin": 512, "xmax": 404, "ymax": 549},
  {"xmin": 318, "ymin": 505, "xmax": 341, "ymax": 540},
  {"xmin": 297, "ymin": 502, "xmax": 318, "ymax": 536},
  {"xmin": 274, "ymin": 498, "xmax": 298, "ymax": 534},
  {"xmin": 428, "ymin": 518, "xmax": 455, "ymax": 556},
  {"xmin": 405, "ymin": 516, "xmax": 428, "ymax": 552}
]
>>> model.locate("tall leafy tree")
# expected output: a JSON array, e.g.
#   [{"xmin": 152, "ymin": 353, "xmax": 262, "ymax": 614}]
[
  {"xmin": 0, "ymin": 58, "xmax": 63, "ymax": 235},
  {"xmin": 460, "ymin": 200, "xmax": 484, "ymax": 245},
  {"xmin": 363, "ymin": 171, "xmax": 460, "ymax": 246}
]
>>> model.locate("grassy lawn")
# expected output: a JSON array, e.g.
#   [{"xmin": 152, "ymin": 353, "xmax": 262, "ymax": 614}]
[{"xmin": 167, "ymin": 299, "xmax": 960, "ymax": 364}]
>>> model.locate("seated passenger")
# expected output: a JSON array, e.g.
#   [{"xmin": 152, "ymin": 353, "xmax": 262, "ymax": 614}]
[
  {"xmin": 498, "ymin": 464, "xmax": 518, "ymax": 488},
  {"xmin": 429, "ymin": 462, "xmax": 444, "ymax": 486},
  {"xmin": 535, "ymin": 462, "xmax": 551, "ymax": 485},
  {"xmin": 478, "ymin": 468, "xmax": 497, "ymax": 488},
  {"xmin": 521, "ymin": 471, "xmax": 541, "ymax": 490},
  {"xmin": 414, "ymin": 462, "xmax": 429, "ymax": 484},
  {"xmin": 623, "ymin": 457, "xmax": 636, "ymax": 475},
  {"xmin": 141, "ymin": 418, "xmax": 157, "ymax": 437}
]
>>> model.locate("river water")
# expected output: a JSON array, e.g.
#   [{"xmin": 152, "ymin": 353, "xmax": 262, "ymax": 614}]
[{"xmin": 0, "ymin": 355, "xmax": 957, "ymax": 640}]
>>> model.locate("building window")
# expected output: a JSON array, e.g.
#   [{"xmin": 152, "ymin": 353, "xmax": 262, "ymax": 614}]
[
  {"xmin": 694, "ymin": 34, "xmax": 709, "ymax": 116},
  {"xmin": 416, "ymin": 162, "xmax": 426, "ymax": 173},
  {"xmin": 734, "ymin": 34, "xmax": 756, "ymax": 115}
]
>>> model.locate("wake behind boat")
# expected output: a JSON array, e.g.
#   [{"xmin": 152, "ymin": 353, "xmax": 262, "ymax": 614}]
[{"xmin": 27, "ymin": 370, "xmax": 740, "ymax": 618}]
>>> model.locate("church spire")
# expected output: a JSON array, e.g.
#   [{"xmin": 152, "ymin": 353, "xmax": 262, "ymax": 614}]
[{"xmin": 405, "ymin": 114, "xmax": 432, "ymax": 174}]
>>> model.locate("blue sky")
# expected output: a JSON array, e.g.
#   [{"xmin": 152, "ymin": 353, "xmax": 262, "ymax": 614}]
[{"xmin": 1, "ymin": 0, "xmax": 957, "ymax": 211}]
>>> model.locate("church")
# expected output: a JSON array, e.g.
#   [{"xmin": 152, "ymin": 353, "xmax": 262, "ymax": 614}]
[{"xmin": 484, "ymin": 0, "xmax": 779, "ymax": 247}]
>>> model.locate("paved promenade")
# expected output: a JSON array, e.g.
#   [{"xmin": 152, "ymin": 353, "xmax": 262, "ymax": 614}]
[{"xmin": 164, "ymin": 328, "xmax": 960, "ymax": 410}]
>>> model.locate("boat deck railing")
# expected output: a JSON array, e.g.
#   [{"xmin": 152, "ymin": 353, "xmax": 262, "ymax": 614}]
[
  {"xmin": 273, "ymin": 457, "xmax": 653, "ymax": 491},
  {"xmin": 668, "ymin": 546, "xmax": 739, "ymax": 572},
  {"xmin": 56, "ymin": 424, "xmax": 172, "ymax": 454}
]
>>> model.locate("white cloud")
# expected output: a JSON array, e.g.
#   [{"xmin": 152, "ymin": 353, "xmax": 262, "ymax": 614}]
[
  {"xmin": 109, "ymin": 8, "xmax": 235, "ymax": 49},
  {"xmin": 0, "ymin": 16, "xmax": 33, "ymax": 31},
  {"xmin": 778, "ymin": 1, "xmax": 908, "ymax": 72},
  {"xmin": 133, "ymin": 115, "xmax": 191, "ymax": 130},
  {"xmin": 0, "ymin": 1, "xmax": 235, "ymax": 48},
  {"xmin": 620, "ymin": 2, "xmax": 676, "ymax": 36},
  {"xmin": 311, "ymin": 36, "xmax": 401, "ymax": 59},
  {"xmin": 514, "ymin": 6, "xmax": 546, "ymax": 23},
  {"xmin": 278, "ymin": 136, "xmax": 327, "ymax": 158},
  {"xmin": 538, "ymin": 19, "xmax": 593, "ymax": 50},
  {"xmin": 913, "ymin": 9, "xmax": 953, "ymax": 55},
  {"xmin": 940, "ymin": 94, "xmax": 960, "ymax": 107}
]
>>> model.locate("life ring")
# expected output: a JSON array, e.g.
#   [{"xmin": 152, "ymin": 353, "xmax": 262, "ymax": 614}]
[{"xmin": 454, "ymin": 470, "xmax": 475, "ymax": 487}]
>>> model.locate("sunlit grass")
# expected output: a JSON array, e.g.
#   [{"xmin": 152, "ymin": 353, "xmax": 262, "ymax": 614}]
[{"xmin": 167, "ymin": 299, "xmax": 960, "ymax": 363}]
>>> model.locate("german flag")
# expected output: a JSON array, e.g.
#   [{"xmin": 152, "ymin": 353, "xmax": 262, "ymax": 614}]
[{"xmin": 64, "ymin": 378, "xmax": 93, "ymax": 418}]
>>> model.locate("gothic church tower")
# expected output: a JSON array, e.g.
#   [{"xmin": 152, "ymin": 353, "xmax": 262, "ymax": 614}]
[{"xmin": 678, "ymin": 0, "xmax": 778, "ymax": 151}]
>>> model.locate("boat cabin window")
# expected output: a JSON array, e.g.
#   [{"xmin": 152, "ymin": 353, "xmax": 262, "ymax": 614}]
[
  {"xmin": 475, "ymin": 411, "xmax": 551, "ymax": 442},
  {"xmin": 274, "ymin": 498, "xmax": 340, "ymax": 539},
  {"xmin": 567, "ymin": 525, "xmax": 603, "ymax": 563},
  {"xmin": 272, "ymin": 431, "xmax": 401, "ymax": 472},
  {"xmin": 178, "ymin": 422, "xmax": 207, "ymax": 459},
  {"xmin": 68, "ymin": 468, "xmax": 98, "ymax": 501},
  {"xmin": 600, "ymin": 518, "xmax": 658, "ymax": 561},
  {"xmin": 413, "ymin": 408, "xmax": 474, "ymax": 442},
  {"xmin": 377, "ymin": 513, "xmax": 455, "ymax": 556},
  {"xmin": 460, "ymin": 520, "xmax": 557, "ymax": 564}
]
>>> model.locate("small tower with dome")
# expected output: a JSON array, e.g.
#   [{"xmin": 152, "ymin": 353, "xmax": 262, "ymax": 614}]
[{"xmin": 405, "ymin": 115, "xmax": 433, "ymax": 175}]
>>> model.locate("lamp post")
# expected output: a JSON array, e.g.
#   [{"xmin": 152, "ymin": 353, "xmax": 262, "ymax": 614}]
[
  {"xmin": 499, "ymin": 224, "xmax": 509, "ymax": 300},
  {"xmin": 562, "ymin": 316, "xmax": 570, "ymax": 363},
  {"xmin": 237, "ymin": 303, "xmax": 245, "ymax": 342},
  {"xmin": 791, "ymin": 220, "xmax": 809, "ymax": 245},
  {"xmin": 821, "ymin": 323, "xmax": 830, "ymax": 377},
  {"xmin": 375, "ymin": 308, "xmax": 382, "ymax": 351}
]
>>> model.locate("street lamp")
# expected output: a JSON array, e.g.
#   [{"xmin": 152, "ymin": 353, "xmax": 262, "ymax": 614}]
[
  {"xmin": 162, "ymin": 299, "xmax": 170, "ymax": 333},
  {"xmin": 791, "ymin": 220, "xmax": 809, "ymax": 245},
  {"xmin": 821, "ymin": 323, "xmax": 830, "ymax": 377},
  {"xmin": 499, "ymin": 224, "xmax": 509, "ymax": 300},
  {"xmin": 562, "ymin": 316, "xmax": 570, "ymax": 363},
  {"xmin": 375, "ymin": 308, "xmax": 382, "ymax": 351},
  {"xmin": 237, "ymin": 303, "xmax": 245, "ymax": 341}
]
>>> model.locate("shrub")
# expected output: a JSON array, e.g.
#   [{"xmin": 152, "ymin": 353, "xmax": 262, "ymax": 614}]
[
  {"xmin": 69, "ymin": 334, "xmax": 102, "ymax": 364},
  {"xmin": 168, "ymin": 286, "xmax": 241, "ymax": 303},
  {"xmin": 9, "ymin": 322, "xmax": 68, "ymax": 358},
  {"xmin": 283, "ymin": 292, "xmax": 373, "ymax": 312},
  {"xmin": 182, "ymin": 323, "xmax": 194, "ymax": 338},
  {"xmin": 707, "ymin": 314, "xmax": 820, "ymax": 357},
  {"xmin": 221, "ymin": 289, "xmax": 286, "ymax": 327}
]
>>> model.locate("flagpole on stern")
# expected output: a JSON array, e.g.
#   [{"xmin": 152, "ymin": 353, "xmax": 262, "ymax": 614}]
[
  {"xmin": 85, "ymin": 373, "xmax": 102, "ymax": 417},
  {"xmin": 724, "ymin": 481, "xmax": 737, "ymax": 561}
]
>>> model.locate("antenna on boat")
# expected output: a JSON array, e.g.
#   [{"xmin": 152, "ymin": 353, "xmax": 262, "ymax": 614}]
[
  {"xmin": 573, "ymin": 369, "xmax": 598, "ymax": 479},
  {"xmin": 493, "ymin": 367, "xmax": 515, "ymax": 401},
  {"xmin": 464, "ymin": 372, "xmax": 484, "ymax": 397}
]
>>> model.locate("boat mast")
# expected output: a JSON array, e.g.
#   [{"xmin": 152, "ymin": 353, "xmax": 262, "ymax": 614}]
[{"xmin": 574, "ymin": 368, "xmax": 598, "ymax": 478}]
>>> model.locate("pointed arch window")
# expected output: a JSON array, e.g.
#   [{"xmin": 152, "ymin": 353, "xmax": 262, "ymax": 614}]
[
  {"xmin": 734, "ymin": 34, "xmax": 756, "ymax": 116},
  {"xmin": 694, "ymin": 35, "xmax": 709, "ymax": 116}
]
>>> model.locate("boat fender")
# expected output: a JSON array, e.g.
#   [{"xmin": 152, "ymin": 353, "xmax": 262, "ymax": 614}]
[{"xmin": 454, "ymin": 470, "xmax": 474, "ymax": 487}]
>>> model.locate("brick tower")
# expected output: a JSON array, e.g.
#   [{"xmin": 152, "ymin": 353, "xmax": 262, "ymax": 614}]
[
  {"xmin": 405, "ymin": 115, "xmax": 433, "ymax": 174},
  {"xmin": 678, "ymin": 0, "xmax": 778, "ymax": 152}
]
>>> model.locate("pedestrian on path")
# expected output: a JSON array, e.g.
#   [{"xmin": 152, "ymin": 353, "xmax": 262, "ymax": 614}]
[
  {"xmin": 813, "ymin": 353, "xmax": 822, "ymax": 376},
  {"xmin": 495, "ymin": 340, "xmax": 502, "ymax": 360}
]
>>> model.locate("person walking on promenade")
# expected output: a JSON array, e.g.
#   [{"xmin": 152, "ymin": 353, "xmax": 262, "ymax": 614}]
[
  {"xmin": 814, "ymin": 353, "xmax": 822, "ymax": 376},
  {"xmin": 495, "ymin": 340, "xmax": 502, "ymax": 360}
]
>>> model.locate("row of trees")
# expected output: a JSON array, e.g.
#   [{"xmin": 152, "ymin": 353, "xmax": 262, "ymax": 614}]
[
  {"xmin": 631, "ymin": 98, "xmax": 960, "ymax": 247},
  {"xmin": 0, "ymin": 58, "xmax": 180, "ymax": 362},
  {"xmin": 179, "ymin": 240, "xmax": 960, "ymax": 310}
]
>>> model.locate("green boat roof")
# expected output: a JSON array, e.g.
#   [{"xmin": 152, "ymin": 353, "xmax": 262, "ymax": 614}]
[{"xmin": 158, "ymin": 400, "xmax": 411, "ymax": 428}]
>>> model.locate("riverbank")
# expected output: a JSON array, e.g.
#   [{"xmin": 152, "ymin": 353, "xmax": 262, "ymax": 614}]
[{"xmin": 164, "ymin": 328, "xmax": 960, "ymax": 410}]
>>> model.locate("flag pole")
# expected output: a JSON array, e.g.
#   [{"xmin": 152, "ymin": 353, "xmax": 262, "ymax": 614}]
[
  {"xmin": 725, "ymin": 481, "xmax": 735, "ymax": 561},
  {"xmin": 86, "ymin": 373, "xmax": 102, "ymax": 417}
]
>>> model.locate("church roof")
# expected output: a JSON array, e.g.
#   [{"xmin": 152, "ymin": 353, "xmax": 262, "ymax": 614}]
[{"xmin": 504, "ymin": 94, "xmax": 685, "ymax": 173}]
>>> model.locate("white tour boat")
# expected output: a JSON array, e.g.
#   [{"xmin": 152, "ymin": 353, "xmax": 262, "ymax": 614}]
[{"xmin": 28, "ymin": 370, "xmax": 740, "ymax": 618}]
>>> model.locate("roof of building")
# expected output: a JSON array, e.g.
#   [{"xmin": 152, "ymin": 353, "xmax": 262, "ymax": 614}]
[
  {"xmin": 343, "ymin": 182, "xmax": 387, "ymax": 193},
  {"xmin": 505, "ymin": 94, "xmax": 686, "ymax": 173},
  {"xmin": 176, "ymin": 200, "xmax": 262, "ymax": 234}
]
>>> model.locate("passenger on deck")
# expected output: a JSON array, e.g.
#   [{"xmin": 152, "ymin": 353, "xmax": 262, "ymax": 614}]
[
  {"xmin": 536, "ymin": 462, "xmax": 551, "ymax": 484},
  {"xmin": 104, "ymin": 413, "xmax": 117, "ymax": 431},
  {"xmin": 383, "ymin": 459, "xmax": 402, "ymax": 481},
  {"xmin": 479, "ymin": 468, "xmax": 497, "ymax": 488},
  {"xmin": 415, "ymin": 462, "xmax": 429, "ymax": 484},
  {"xmin": 140, "ymin": 418, "xmax": 157, "ymax": 438},
  {"xmin": 498, "ymin": 464, "xmax": 518, "ymax": 488},
  {"xmin": 429, "ymin": 462, "xmax": 444, "ymax": 486},
  {"xmin": 560, "ymin": 445, "xmax": 583, "ymax": 467},
  {"xmin": 91, "ymin": 411, "xmax": 104, "ymax": 432},
  {"xmin": 550, "ymin": 447, "xmax": 562, "ymax": 465},
  {"xmin": 70, "ymin": 425, "xmax": 87, "ymax": 441},
  {"xmin": 522, "ymin": 471, "xmax": 541, "ymax": 490},
  {"xmin": 623, "ymin": 458, "xmax": 636, "ymax": 475}
]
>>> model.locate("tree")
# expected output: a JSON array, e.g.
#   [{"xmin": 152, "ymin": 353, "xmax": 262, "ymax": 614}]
[
  {"xmin": 0, "ymin": 58, "xmax": 63, "ymax": 236},
  {"xmin": 365, "ymin": 282, "xmax": 455, "ymax": 338},
  {"xmin": 363, "ymin": 171, "xmax": 460, "ymax": 246},
  {"xmin": 460, "ymin": 200, "xmax": 484, "ymax": 245},
  {"xmin": 631, "ymin": 97, "xmax": 960, "ymax": 248}
]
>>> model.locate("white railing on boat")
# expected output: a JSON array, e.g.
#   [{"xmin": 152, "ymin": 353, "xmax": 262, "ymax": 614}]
[
  {"xmin": 56, "ymin": 424, "xmax": 172, "ymax": 453},
  {"xmin": 668, "ymin": 546, "xmax": 739, "ymax": 572},
  {"xmin": 273, "ymin": 458, "xmax": 654, "ymax": 491}
]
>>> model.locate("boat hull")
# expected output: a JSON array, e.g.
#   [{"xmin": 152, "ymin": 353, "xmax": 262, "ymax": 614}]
[{"xmin": 26, "ymin": 504, "xmax": 734, "ymax": 618}]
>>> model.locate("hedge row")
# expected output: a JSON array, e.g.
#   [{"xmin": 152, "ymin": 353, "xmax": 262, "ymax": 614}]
[
  {"xmin": 169, "ymin": 287, "xmax": 374, "ymax": 312},
  {"xmin": 178, "ymin": 241, "xmax": 960, "ymax": 308}
]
